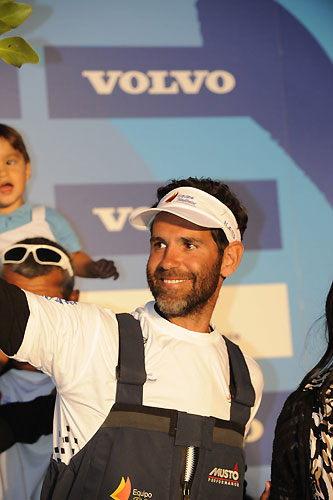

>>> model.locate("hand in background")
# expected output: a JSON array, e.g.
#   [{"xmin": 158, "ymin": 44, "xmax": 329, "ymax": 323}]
[
  {"xmin": 71, "ymin": 251, "xmax": 119, "ymax": 279},
  {"xmin": 88, "ymin": 258, "xmax": 119, "ymax": 280},
  {"xmin": 260, "ymin": 481, "xmax": 271, "ymax": 500}
]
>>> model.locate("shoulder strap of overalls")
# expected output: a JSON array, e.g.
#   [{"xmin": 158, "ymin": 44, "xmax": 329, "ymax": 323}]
[
  {"xmin": 115, "ymin": 313, "xmax": 146, "ymax": 405},
  {"xmin": 224, "ymin": 335, "xmax": 256, "ymax": 428}
]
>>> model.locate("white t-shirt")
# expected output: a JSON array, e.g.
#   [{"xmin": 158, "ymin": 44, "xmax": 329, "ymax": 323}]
[{"xmin": 15, "ymin": 293, "xmax": 264, "ymax": 466}]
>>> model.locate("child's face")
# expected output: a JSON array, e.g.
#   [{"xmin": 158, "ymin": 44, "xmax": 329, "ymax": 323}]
[{"xmin": 0, "ymin": 137, "xmax": 31, "ymax": 214}]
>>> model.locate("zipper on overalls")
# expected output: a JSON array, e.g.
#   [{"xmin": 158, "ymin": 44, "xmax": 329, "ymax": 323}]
[{"xmin": 182, "ymin": 446, "xmax": 198, "ymax": 499}]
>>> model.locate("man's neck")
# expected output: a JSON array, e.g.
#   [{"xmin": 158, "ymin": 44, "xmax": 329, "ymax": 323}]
[{"xmin": 154, "ymin": 303, "xmax": 213, "ymax": 333}]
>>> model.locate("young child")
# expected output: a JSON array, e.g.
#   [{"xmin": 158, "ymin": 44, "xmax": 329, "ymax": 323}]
[{"xmin": 0, "ymin": 124, "xmax": 119, "ymax": 279}]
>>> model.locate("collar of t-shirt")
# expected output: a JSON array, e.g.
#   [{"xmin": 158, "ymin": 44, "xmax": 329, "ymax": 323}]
[{"xmin": 140, "ymin": 301, "xmax": 220, "ymax": 345}]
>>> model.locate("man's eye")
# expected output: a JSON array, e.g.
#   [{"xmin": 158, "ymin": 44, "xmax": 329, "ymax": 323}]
[
  {"xmin": 6, "ymin": 159, "xmax": 15, "ymax": 166},
  {"xmin": 154, "ymin": 241, "xmax": 166, "ymax": 249},
  {"xmin": 185, "ymin": 242, "xmax": 196, "ymax": 249}
]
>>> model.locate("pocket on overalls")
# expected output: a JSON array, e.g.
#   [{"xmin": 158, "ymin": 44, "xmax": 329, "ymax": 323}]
[
  {"xmin": 191, "ymin": 443, "xmax": 245, "ymax": 500},
  {"xmin": 79, "ymin": 426, "xmax": 175, "ymax": 500}
]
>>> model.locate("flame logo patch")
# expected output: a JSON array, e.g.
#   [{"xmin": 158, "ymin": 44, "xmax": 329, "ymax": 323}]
[
  {"xmin": 165, "ymin": 192, "xmax": 178, "ymax": 203},
  {"xmin": 110, "ymin": 476, "xmax": 131, "ymax": 500}
]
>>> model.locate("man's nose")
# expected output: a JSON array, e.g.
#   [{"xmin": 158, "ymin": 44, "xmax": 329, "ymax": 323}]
[{"xmin": 159, "ymin": 245, "xmax": 180, "ymax": 270}]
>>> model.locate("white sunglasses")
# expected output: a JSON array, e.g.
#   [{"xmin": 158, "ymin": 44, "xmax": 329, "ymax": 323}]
[{"xmin": 1, "ymin": 244, "xmax": 74, "ymax": 277}]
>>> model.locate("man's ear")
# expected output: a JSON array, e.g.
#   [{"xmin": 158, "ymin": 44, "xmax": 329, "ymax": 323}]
[
  {"xmin": 69, "ymin": 289, "xmax": 80, "ymax": 302},
  {"xmin": 220, "ymin": 241, "xmax": 244, "ymax": 278}
]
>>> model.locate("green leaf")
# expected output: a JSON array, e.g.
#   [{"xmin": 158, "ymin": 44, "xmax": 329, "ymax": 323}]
[
  {"xmin": 0, "ymin": 17, "xmax": 10, "ymax": 34},
  {"xmin": 0, "ymin": 36, "xmax": 39, "ymax": 67},
  {"xmin": 0, "ymin": 2, "xmax": 32, "ymax": 29}
]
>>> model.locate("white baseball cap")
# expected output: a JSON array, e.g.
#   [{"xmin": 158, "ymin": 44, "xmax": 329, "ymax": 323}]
[{"xmin": 129, "ymin": 186, "xmax": 241, "ymax": 243}]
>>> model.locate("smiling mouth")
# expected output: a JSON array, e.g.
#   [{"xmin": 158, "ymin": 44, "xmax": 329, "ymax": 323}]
[{"xmin": 162, "ymin": 279, "xmax": 188, "ymax": 284}]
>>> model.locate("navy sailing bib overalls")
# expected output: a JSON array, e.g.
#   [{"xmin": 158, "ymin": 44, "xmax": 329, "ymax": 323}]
[{"xmin": 41, "ymin": 313, "xmax": 255, "ymax": 500}]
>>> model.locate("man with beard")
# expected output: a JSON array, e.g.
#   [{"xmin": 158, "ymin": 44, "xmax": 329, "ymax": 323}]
[{"xmin": 0, "ymin": 178, "xmax": 263, "ymax": 500}]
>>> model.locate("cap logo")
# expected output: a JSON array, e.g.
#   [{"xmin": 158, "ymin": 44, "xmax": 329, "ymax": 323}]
[
  {"xmin": 165, "ymin": 192, "xmax": 178, "ymax": 203},
  {"xmin": 164, "ymin": 191, "xmax": 197, "ymax": 207}
]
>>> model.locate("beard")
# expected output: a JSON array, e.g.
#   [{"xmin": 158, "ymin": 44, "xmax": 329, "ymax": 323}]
[{"xmin": 146, "ymin": 257, "xmax": 222, "ymax": 318}]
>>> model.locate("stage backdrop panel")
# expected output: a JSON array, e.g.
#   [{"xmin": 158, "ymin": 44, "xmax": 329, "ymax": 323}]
[{"xmin": 0, "ymin": 0, "xmax": 332, "ymax": 496}]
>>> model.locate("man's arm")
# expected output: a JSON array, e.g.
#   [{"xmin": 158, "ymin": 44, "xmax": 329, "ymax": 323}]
[
  {"xmin": 0, "ymin": 278, "xmax": 30, "ymax": 356},
  {"xmin": 260, "ymin": 482, "xmax": 271, "ymax": 499},
  {"xmin": 0, "ymin": 392, "xmax": 56, "ymax": 452}
]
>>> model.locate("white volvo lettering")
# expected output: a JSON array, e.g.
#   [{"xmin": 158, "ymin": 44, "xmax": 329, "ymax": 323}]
[
  {"xmin": 147, "ymin": 70, "xmax": 179, "ymax": 94},
  {"xmin": 92, "ymin": 206, "xmax": 149, "ymax": 231},
  {"xmin": 81, "ymin": 70, "xmax": 122, "ymax": 95},
  {"xmin": 169, "ymin": 70, "xmax": 209, "ymax": 94},
  {"xmin": 82, "ymin": 69, "xmax": 236, "ymax": 95},
  {"xmin": 92, "ymin": 207, "xmax": 133, "ymax": 231},
  {"xmin": 205, "ymin": 70, "xmax": 235, "ymax": 94},
  {"xmin": 118, "ymin": 70, "xmax": 150, "ymax": 94}
]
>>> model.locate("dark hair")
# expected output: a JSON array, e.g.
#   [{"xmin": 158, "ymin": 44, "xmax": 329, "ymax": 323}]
[
  {"xmin": 300, "ymin": 280, "xmax": 333, "ymax": 398},
  {"xmin": 154, "ymin": 177, "xmax": 248, "ymax": 256},
  {"xmin": 2, "ymin": 237, "xmax": 74, "ymax": 300},
  {"xmin": 0, "ymin": 124, "xmax": 30, "ymax": 164}
]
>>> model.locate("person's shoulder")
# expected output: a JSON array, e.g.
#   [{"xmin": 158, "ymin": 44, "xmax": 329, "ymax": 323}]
[
  {"xmin": 43, "ymin": 206, "xmax": 81, "ymax": 251},
  {"xmin": 131, "ymin": 301, "xmax": 155, "ymax": 321},
  {"xmin": 221, "ymin": 335, "xmax": 263, "ymax": 385},
  {"xmin": 25, "ymin": 204, "xmax": 64, "ymax": 225},
  {"xmin": 242, "ymin": 351, "xmax": 264, "ymax": 394},
  {"xmin": 130, "ymin": 301, "xmax": 157, "ymax": 342},
  {"xmin": 27, "ymin": 290, "xmax": 117, "ymax": 323},
  {"xmin": 44, "ymin": 206, "xmax": 67, "ymax": 221},
  {"xmin": 72, "ymin": 299, "xmax": 118, "ymax": 322}
]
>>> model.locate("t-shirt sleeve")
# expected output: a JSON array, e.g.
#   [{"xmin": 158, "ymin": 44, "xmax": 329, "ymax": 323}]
[
  {"xmin": 14, "ymin": 291, "xmax": 119, "ymax": 391},
  {"xmin": 45, "ymin": 207, "xmax": 81, "ymax": 253}
]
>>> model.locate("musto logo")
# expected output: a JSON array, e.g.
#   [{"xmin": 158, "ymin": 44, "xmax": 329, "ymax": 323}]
[
  {"xmin": 82, "ymin": 70, "xmax": 236, "ymax": 95},
  {"xmin": 208, "ymin": 463, "xmax": 240, "ymax": 488}
]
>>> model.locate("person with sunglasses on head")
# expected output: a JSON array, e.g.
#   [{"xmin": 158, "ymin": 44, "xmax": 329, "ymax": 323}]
[
  {"xmin": 0, "ymin": 237, "xmax": 78, "ymax": 500},
  {"xmin": 0, "ymin": 124, "xmax": 119, "ymax": 280},
  {"xmin": 0, "ymin": 178, "xmax": 263, "ymax": 500}
]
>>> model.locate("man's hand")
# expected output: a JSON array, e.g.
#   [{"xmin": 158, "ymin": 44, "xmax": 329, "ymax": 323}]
[
  {"xmin": 260, "ymin": 481, "xmax": 271, "ymax": 500},
  {"xmin": 88, "ymin": 259, "xmax": 119, "ymax": 280}
]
